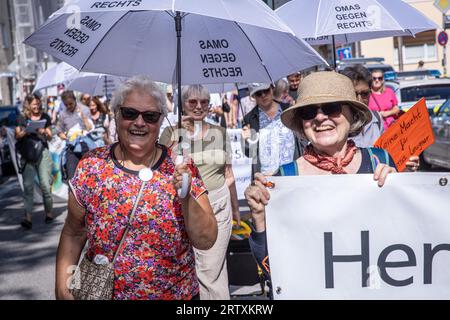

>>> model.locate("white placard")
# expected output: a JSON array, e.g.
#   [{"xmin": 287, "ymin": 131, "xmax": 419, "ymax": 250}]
[
  {"xmin": 265, "ymin": 173, "xmax": 450, "ymax": 299},
  {"xmin": 227, "ymin": 128, "xmax": 252, "ymax": 200}
]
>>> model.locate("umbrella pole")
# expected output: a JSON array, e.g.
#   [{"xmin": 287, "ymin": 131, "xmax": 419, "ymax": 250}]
[
  {"xmin": 104, "ymin": 76, "xmax": 108, "ymax": 98},
  {"xmin": 175, "ymin": 11, "xmax": 183, "ymax": 151},
  {"xmin": 332, "ymin": 35, "xmax": 337, "ymax": 70}
]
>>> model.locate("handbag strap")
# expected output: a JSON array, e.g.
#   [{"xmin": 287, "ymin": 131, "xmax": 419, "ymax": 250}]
[
  {"xmin": 112, "ymin": 181, "xmax": 147, "ymax": 263},
  {"xmin": 370, "ymin": 93, "xmax": 382, "ymax": 112}
]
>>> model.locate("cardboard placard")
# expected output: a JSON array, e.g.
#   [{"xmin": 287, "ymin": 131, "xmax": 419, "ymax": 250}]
[{"xmin": 374, "ymin": 98, "xmax": 435, "ymax": 172}]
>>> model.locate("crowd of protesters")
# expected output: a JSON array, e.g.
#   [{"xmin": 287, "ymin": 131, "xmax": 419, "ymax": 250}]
[{"xmin": 6, "ymin": 63, "xmax": 425, "ymax": 300}]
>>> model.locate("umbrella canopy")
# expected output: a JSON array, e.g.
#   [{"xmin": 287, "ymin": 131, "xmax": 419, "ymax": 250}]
[
  {"xmin": 33, "ymin": 62, "xmax": 78, "ymax": 92},
  {"xmin": 34, "ymin": 61, "xmax": 127, "ymax": 96},
  {"xmin": 66, "ymin": 73, "xmax": 127, "ymax": 97},
  {"xmin": 24, "ymin": 0, "xmax": 325, "ymax": 85},
  {"xmin": 277, "ymin": 0, "xmax": 438, "ymax": 47}
]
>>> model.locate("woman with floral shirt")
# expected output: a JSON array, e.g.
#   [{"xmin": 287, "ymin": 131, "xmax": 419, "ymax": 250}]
[{"xmin": 55, "ymin": 76, "xmax": 217, "ymax": 300}]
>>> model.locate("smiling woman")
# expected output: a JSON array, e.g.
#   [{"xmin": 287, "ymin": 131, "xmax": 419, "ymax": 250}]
[
  {"xmin": 55, "ymin": 76, "xmax": 218, "ymax": 300},
  {"xmin": 244, "ymin": 71, "xmax": 399, "ymax": 297}
]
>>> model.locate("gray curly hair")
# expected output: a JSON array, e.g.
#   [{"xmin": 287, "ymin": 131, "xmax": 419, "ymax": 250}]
[{"xmin": 110, "ymin": 75, "xmax": 168, "ymax": 117}]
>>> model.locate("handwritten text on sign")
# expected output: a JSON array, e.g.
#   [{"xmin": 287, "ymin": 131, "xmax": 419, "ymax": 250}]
[
  {"xmin": 199, "ymin": 39, "xmax": 243, "ymax": 79},
  {"xmin": 374, "ymin": 98, "xmax": 435, "ymax": 172}
]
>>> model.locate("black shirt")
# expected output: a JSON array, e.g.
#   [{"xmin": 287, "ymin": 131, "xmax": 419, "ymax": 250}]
[{"xmin": 16, "ymin": 113, "xmax": 52, "ymax": 148}]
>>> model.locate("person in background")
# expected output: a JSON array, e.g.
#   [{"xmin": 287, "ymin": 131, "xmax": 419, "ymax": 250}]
[
  {"xmin": 88, "ymin": 96, "xmax": 111, "ymax": 145},
  {"xmin": 286, "ymin": 72, "xmax": 302, "ymax": 102},
  {"xmin": 160, "ymin": 84, "xmax": 240, "ymax": 300},
  {"xmin": 242, "ymin": 83, "xmax": 302, "ymax": 178},
  {"xmin": 274, "ymin": 78, "xmax": 295, "ymax": 106},
  {"xmin": 55, "ymin": 75, "xmax": 217, "ymax": 300},
  {"xmin": 15, "ymin": 93, "xmax": 54, "ymax": 230},
  {"xmin": 341, "ymin": 65, "xmax": 420, "ymax": 171},
  {"xmin": 79, "ymin": 93, "xmax": 91, "ymax": 108},
  {"xmin": 369, "ymin": 69, "xmax": 400, "ymax": 130},
  {"xmin": 417, "ymin": 60, "xmax": 425, "ymax": 70}
]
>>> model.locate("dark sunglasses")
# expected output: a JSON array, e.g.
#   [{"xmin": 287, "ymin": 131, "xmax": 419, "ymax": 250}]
[
  {"xmin": 187, "ymin": 99, "xmax": 209, "ymax": 108},
  {"xmin": 296, "ymin": 103, "xmax": 343, "ymax": 121},
  {"xmin": 372, "ymin": 76, "xmax": 383, "ymax": 81},
  {"xmin": 120, "ymin": 107, "xmax": 161, "ymax": 124},
  {"xmin": 355, "ymin": 90, "xmax": 371, "ymax": 99},
  {"xmin": 254, "ymin": 88, "xmax": 271, "ymax": 97}
]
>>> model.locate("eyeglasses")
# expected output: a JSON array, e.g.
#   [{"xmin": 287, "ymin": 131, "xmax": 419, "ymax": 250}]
[
  {"xmin": 254, "ymin": 88, "xmax": 271, "ymax": 98},
  {"xmin": 187, "ymin": 99, "xmax": 210, "ymax": 108},
  {"xmin": 355, "ymin": 90, "xmax": 371, "ymax": 99},
  {"xmin": 296, "ymin": 103, "xmax": 343, "ymax": 121},
  {"xmin": 372, "ymin": 76, "xmax": 384, "ymax": 81},
  {"xmin": 120, "ymin": 107, "xmax": 161, "ymax": 124}
]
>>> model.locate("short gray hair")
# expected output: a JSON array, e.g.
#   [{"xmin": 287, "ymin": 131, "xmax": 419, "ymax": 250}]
[
  {"xmin": 181, "ymin": 84, "xmax": 210, "ymax": 107},
  {"xmin": 110, "ymin": 75, "xmax": 168, "ymax": 117}
]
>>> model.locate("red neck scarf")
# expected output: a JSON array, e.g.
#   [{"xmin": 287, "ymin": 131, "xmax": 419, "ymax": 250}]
[{"xmin": 303, "ymin": 140, "xmax": 358, "ymax": 174}]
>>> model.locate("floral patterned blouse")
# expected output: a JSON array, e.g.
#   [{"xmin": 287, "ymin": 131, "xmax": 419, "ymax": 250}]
[{"xmin": 69, "ymin": 143, "xmax": 207, "ymax": 300}]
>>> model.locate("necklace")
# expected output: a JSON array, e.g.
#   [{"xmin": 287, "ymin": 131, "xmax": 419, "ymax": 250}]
[{"xmin": 119, "ymin": 144, "xmax": 159, "ymax": 181}]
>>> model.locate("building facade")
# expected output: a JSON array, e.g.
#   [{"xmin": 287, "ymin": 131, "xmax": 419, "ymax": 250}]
[
  {"xmin": 0, "ymin": 0, "xmax": 15, "ymax": 105},
  {"xmin": 360, "ymin": 0, "xmax": 444, "ymax": 73}
]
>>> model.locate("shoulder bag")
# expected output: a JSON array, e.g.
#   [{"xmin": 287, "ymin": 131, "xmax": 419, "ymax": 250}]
[{"xmin": 70, "ymin": 181, "xmax": 147, "ymax": 300}]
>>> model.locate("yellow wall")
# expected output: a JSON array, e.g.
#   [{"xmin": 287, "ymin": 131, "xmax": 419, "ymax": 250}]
[{"xmin": 360, "ymin": 0, "xmax": 447, "ymax": 73}]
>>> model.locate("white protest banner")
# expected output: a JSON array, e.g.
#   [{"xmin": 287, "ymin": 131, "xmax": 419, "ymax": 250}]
[
  {"xmin": 265, "ymin": 173, "xmax": 450, "ymax": 299},
  {"xmin": 227, "ymin": 128, "xmax": 252, "ymax": 200}
]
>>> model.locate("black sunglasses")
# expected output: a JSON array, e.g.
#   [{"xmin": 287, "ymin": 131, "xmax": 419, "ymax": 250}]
[
  {"xmin": 372, "ymin": 76, "xmax": 383, "ymax": 81},
  {"xmin": 120, "ymin": 107, "xmax": 161, "ymax": 124},
  {"xmin": 296, "ymin": 103, "xmax": 343, "ymax": 121}
]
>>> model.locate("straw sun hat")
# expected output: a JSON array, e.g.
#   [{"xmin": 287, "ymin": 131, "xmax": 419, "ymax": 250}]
[{"xmin": 280, "ymin": 71, "xmax": 372, "ymax": 134}]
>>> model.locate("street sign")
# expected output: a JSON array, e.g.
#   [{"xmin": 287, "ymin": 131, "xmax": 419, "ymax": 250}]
[
  {"xmin": 336, "ymin": 46, "xmax": 352, "ymax": 61},
  {"xmin": 434, "ymin": 0, "xmax": 450, "ymax": 14},
  {"xmin": 438, "ymin": 30, "xmax": 449, "ymax": 46}
]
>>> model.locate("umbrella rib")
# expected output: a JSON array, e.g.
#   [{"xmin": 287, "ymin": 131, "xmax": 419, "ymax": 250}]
[
  {"xmin": 314, "ymin": 0, "xmax": 322, "ymax": 38},
  {"xmin": 233, "ymin": 22, "xmax": 273, "ymax": 84},
  {"xmin": 372, "ymin": 0, "xmax": 405, "ymax": 32},
  {"xmin": 80, "ymin": 11, "xmax": 131, "ymax": 72}
]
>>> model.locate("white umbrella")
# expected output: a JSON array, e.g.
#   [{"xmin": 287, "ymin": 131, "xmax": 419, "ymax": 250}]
[
  {"xmin": 33, "ymin": 62, "xmax": 78, "ymax": 92},
  {"xmin": 276, "ymin": 0, "xmax": 438, "ymax": 65},
  {"xmin": 34, "ymin": 61, "xmax": 126, "ymax": 97},
  {"xmin": 66, "ymin": 73, "xmax": 128, "ymax": 97},
  {"xmin": 24, "ymin": 0, "xmax": 325, "ymax": 86}
]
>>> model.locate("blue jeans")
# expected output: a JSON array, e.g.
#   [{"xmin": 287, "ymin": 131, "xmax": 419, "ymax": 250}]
[{"xmin": 22, "ymin": 148, "xmax": 53, "ymax": 215}]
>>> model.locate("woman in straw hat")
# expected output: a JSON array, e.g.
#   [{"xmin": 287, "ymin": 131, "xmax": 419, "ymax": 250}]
[{"xmin": 244, "ymin": 71, "xmax": 397, "ymax": 295}]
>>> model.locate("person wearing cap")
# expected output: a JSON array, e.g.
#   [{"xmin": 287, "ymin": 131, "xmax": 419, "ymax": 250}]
[
  {"xmin": 244, "ymin": 72, "xmax": 397, "ymax": 296},
  {"xmin": 242, "ymin": 83, "xmax": 302, "ymax": 179}
]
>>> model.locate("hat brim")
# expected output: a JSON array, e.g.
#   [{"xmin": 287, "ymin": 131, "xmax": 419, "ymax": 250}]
[{"xmin": 281, "ymin": 97, "xmax": 373, "ymax": 133}]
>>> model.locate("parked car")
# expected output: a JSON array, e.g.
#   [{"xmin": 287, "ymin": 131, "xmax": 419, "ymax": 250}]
[
  {"xmin": 337, "ymin": 57, "xmax": 395, "ymax": 73},
  {"xmin": 421, "ymin": 100, "xmax": 450, "ymax": 170},
  {"xmin": 385, "ymin": 78, "xmax": 450, "ymax": 115},
  {"xmin": 0, "ymin": 106, "xmax": 19, "ymax": 175},
  {"xmin": 385, "ymin": 69, "xmax": 441, "ymax": 82}
]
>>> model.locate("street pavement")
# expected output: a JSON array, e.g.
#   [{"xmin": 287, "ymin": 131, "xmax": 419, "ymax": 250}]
[{"xmin": 0, "ymin": 175, "xmax": 266, "ymax": 300}]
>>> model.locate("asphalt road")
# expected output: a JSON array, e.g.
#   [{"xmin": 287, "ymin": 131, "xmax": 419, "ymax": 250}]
[{"xmin": 0, "ymin": 175, "xmax": 265, "ymax": 300}]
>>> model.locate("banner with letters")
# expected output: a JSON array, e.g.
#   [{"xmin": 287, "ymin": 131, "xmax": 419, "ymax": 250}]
[
  {"xmin": 265, "ymin": 173, "xmax": 450, "ymax": 299},
  {"xmin": 227, "ymin": 128, "xmax": 252, "ymax": 200}
]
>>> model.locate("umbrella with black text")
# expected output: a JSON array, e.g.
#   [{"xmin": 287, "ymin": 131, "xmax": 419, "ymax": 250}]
[{"xmin": 276, "ymin": 0, "xmax": 438, "ymax": 67}]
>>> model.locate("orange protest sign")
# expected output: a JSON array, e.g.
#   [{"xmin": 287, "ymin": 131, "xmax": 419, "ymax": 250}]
[{"xmin": 374, "ymin": 98, "xmax": 435, "ymax": 172}]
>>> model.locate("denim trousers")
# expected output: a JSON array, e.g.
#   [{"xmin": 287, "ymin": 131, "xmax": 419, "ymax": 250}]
[{"xmin": 22, "ymin": 148, "xmax": 53, "ymax": 215}]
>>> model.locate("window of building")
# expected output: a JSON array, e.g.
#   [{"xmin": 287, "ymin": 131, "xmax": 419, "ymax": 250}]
[
  {"xmin": 393, "ymin": 30, "xmax": 437, "ymax": 65},
  {"xmin": 393, "ymin": 43, "xmax": 437, "ymax": 64}
]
